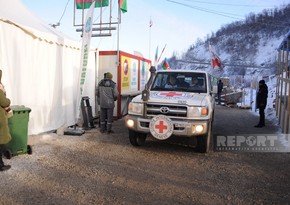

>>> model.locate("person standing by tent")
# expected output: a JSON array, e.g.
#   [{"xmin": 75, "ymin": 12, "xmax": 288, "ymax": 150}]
[
  {"xmin": 96, "ymin": 72, "xmax": 118, "ymax": 134},
  {"xmin": 255, "ymin": 80, "xmax": 268, "ymax": 128},
  {"xmin": 0, "ymin": 71, "xmax": 12, "ymax": 171},
  {"xmin": 217, "ymin": 79, "xmax": 223, "ymax": 105}
]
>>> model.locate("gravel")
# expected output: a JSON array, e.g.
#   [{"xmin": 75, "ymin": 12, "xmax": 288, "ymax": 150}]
[{"xmin": 0, "ymin": 106, "xmax": 289, "ymax": 205}]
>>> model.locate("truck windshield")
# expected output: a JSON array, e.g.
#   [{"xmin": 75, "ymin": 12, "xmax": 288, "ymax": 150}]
[{"xmin": 151, "ymin": 72, "xmax": 207, "ymax": 93}]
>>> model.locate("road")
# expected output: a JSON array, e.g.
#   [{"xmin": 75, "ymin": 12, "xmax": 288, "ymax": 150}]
[{"xmin": 0, "ymin": 105, "xmax": 289, "ymax": 205}]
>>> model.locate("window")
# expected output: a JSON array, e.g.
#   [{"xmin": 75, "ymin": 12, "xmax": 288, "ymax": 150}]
[{"xmin": 151, "ymin": 72, "xmax": 207, "ymax": 93}]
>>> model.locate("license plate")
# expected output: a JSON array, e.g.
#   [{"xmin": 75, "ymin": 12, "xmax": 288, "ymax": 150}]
[{"xmin": 175, "ymin": 123, "xmax": 190, "ymax": 128}]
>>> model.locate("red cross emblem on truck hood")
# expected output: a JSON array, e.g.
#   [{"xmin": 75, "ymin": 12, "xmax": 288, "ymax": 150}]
[
  {"xmin": 160, "ymin": 92, "xmax": 183, "ymax": 97},
  {"xmin": 151, "ymin": 91, "xmax": 192, "ymax": 100}
]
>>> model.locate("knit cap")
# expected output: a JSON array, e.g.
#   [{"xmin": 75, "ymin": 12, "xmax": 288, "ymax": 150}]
[{"xmin": 106, "ymin": 72, "xmax": 113, "ymax": 79}]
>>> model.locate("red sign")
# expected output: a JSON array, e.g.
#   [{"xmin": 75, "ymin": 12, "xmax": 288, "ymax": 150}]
[
  {"xmin": 149, "ymin": 115, "xmax": 174, "ymax": 140},
  {"xmin": 160, "ymin": 92, "xmax": 183, "ymax": 97}
]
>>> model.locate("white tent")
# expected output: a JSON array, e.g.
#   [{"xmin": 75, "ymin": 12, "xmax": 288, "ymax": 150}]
[{"xmin": 0, "ymin": 0, "xmax": 96, "ymax": 134}]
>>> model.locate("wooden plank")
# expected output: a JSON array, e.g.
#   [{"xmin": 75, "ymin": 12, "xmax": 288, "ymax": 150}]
[{"xmin": 286, "ymin": 40, "xmax": 290, "ymax": 133}]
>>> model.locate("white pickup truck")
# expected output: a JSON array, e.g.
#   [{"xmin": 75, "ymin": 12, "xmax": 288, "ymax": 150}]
[{"xmin": 125, "ymin": 67, "xmax": 217, "ymax": 153}]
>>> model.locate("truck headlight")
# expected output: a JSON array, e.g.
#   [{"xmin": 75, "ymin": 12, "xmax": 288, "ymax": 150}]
[
  {"xmin": 126, "ymin": 119, "xmax": 134, "ymax": 128},
  {"xmin": 128, "ymin": 102, "xmax": 143, "ymax": 115},
  {"xmin": 188, "ymin": 106, "xmax": 208, "ymax": 117},
  {"xmin": 195, "ymin": 125, "xmax": 204, "ymax": 133}
]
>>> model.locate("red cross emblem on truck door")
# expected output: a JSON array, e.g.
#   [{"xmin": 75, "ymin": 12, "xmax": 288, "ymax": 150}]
[
  {"xmin": 155, "ymin": 120, "xmax": 168, "ymax": 134},
  {"xmin": 160, "ymin": 92, "xmax": 183, "ymax": 97}
]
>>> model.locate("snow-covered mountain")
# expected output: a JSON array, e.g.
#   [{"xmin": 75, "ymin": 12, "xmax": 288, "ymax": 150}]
[
  {"xmin": 165, "ymin": 4, "xmax": 290, "ymax": 79},
  {"xmin": 157, "ymin": 4, "xmax": 290, "ymax": 126}
]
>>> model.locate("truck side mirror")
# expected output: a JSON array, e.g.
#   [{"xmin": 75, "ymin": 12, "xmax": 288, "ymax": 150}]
[
  {"xmin": 141, "ymin": 66, "xmax": 156, "ymax": 102},
  {"xmin": 142, "ymin": 85, "xmax": 150, "ymax": 101}
]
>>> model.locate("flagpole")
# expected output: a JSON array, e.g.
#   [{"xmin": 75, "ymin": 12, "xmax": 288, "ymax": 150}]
[
  {"xmin": 149, "ymin": 17, "xmax": 152, "ymax": 62},
  {"xmin": 157, "ymin": 44, "xmax": 167, "ymax": 63},
  {"xmin": 117, "ymin": 0, "xmax": 121, "ymax": 67}
]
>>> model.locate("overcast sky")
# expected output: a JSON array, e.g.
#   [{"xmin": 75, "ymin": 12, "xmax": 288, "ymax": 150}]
[{"xmin": 22, "ymin": 0, "xmax": 288, "ymax": 62}]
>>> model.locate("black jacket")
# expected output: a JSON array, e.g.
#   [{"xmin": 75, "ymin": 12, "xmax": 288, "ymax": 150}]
[
  {"xmin": 217, "ymin": 81, "xmax": 223, "ymax": 94},
  {"xmin": 256, "ymin": 83, "xmax": 268, "ymax": 109}
]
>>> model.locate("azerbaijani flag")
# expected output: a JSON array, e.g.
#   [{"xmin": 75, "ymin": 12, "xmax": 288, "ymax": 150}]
[
  {"xmin": 76, "ymin": 0, "xmax": 109, "ymax": 9},
  {"xmin": 162, "ymin": 58, "xmax": 170, "ymax": 70},
  {"xmin": 119, "ymin": 0, "xmax": 127, "ymax": 13}
]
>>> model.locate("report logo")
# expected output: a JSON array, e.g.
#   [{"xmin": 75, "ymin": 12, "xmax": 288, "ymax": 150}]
[{"xmin": 213, "ymin": 134, "xmax": 290, "ymax": 152}]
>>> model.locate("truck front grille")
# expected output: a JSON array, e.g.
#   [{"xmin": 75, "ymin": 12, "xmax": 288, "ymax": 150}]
[{"xmin": 146, "ymin": 104, "xmax": 187, "ymax": 118}]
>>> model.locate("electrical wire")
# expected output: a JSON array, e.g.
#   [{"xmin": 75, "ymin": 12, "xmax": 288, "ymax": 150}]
[
  {"xmin": 167, "ymin": 0, "xmax": 289, "ymax": 29},
  {"xmin": 178, "ymin": 0, "xmax": 275, "ymax": 8},
  {"xmin": 167, "ymin": 0, "xmax": 244, "ymax": 20},
  {"xmin": 57, "ymin": 0, "xmax": 71, "ymax": 25}
]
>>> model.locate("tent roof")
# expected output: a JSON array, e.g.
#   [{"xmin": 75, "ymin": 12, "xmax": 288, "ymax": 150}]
[{"xmin": 0, "ymin": 0, "xmax": 79, "ymax": 45}]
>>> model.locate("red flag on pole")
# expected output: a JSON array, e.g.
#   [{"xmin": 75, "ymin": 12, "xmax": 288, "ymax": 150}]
[{"xmin": 209, "ymin": 44, "xmax": 222, "ymax": 69}]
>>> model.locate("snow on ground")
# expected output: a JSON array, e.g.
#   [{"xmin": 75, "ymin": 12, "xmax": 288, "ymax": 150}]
[
  {"xmin": 238, "ymin": 75, "xmax": 281, "ymax": 133},
  {"xmin": 255, "ymin": 37, "xmax": 284, "ymax": 66}
]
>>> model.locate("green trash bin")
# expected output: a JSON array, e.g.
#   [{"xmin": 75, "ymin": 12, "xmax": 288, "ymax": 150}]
[{"xmin": 4, "ymin": 105, "xmax": 32, "ymax": 159}]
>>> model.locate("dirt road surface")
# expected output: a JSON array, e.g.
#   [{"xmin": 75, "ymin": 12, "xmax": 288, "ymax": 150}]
[{"xmin": 0, "ymin": 105, "xmax": 289, "ymax": 205}]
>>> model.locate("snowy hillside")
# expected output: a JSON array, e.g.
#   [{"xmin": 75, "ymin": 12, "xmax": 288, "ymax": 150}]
[
  {"xmin": 160, "ymin": 4, "xmax": 290, "ymax": 129},
  {"xmin": 165, "ymin": 3, "xmax": 290, "ymax": 80}
]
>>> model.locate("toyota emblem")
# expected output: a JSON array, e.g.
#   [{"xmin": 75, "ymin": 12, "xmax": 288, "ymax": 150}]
[{"xmin": 160, "ymin": 107, "xmax": 170, "ymax": 114}]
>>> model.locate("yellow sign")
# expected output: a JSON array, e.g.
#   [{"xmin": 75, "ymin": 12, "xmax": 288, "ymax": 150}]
[
  {"xmin": 140, "ymin": 61, "xmax": 150, "ymax": 89},
  {"xmin": 121, "ymin": 56, "xmax": 130, "ymax": 90},
  {"xmin": 130, "ymin": 59, "xmax": 138, "ymax": 90}
]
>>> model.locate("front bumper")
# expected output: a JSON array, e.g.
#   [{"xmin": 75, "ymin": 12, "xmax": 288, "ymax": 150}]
[{"xmin": 125, "ymin": 115, "xmax": 209, "ymax": 137}]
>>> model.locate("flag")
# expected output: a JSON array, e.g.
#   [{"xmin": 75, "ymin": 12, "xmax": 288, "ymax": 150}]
[
  {"xmin": 209, "ymin": 44, "xmax": 222, "ymax": 69},
  {"xmin": 149, "ymin": 18, "xmax": 153, "ymax": 27},
  {"xmin": 119, "ymin": 0, "xmax": 127, "ymax": 13},
  {"xmin": 76, "ymin": 2, "xmax": 95, "ymax": 122},
  {"xmin": 154, "ymin": 46, "xmax": 159, "ymax": 65},
  {"xmin": 212, "ymin": 57, "xmax": 222, "ymax": 69},
  {"xmin": 162, "ymin": 58, "xmax": 170, "ymax": 70},
  {"xmin": 76, "ymin": 0, "xmax": 109, "ymax": 9}
]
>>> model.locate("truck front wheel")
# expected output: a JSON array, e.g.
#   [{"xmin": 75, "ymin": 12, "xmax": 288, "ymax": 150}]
[
  {"xmin": 197, "ymin": 122, "xmax": 212, "ymax": 153},
  {"xmin": 129, "ymin": 130, "xmax": 147, "ymax": 146}
]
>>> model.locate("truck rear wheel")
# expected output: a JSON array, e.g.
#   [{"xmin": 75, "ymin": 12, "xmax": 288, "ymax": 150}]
[
  {"xmin": 129, "ymin": 130, "xmax": 147, "ymax": 146},
  {"xmin": 197, "ymin": 122, "xmax": 212, "ymax": 153}
]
